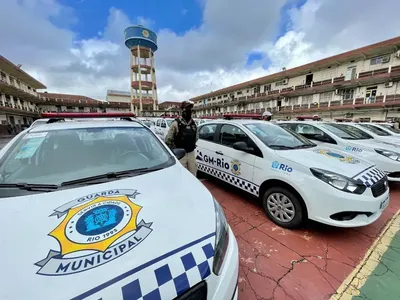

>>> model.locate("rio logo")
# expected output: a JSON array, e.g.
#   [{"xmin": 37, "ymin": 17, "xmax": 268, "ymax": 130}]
[
  {"xmin": 345, "ymin": 146, "xmax": 363, "ymax": 153},
  {"xmin": 271, "ymin": 161, "xmax": 293, "ymax": 173}
]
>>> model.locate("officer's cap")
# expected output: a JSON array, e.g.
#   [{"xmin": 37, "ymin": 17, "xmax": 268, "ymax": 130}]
[{"xmin": 181, "ymin": 100, "xmax": 194, "ymax": 110}]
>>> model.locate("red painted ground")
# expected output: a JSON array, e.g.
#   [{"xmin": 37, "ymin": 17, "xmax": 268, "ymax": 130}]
[{"xmin": 202, "ymin": 179, "xmax": 400, "ymax": 300}]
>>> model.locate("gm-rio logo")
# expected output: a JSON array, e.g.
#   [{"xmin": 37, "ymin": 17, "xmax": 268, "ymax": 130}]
[{"xmin": 271, "ymin": 161, "xmax": 293, "ymax": 173}]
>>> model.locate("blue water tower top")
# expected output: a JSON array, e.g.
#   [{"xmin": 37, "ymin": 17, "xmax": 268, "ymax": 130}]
[{"xmin": 124, "ymin": 25, "xmax": 158, "ymax": 52}]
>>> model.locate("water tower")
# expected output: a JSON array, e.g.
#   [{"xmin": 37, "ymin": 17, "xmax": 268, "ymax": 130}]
[{"xmin": 124, "ymin": 25, "xmax": 158, "ymax": 115}]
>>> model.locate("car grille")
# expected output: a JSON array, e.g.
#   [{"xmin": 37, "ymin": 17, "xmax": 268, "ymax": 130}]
[
  {"xmin": 174, "ymin": 281, "xmax": 207, "ymax": 300},
  {"xmin": 371, "ymin": 176, "xmax": 388, "ymax": 197}
]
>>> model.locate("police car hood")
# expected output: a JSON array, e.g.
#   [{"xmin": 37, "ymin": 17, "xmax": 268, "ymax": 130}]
[
  {"xmin": 275, "ymin": 146, "xmax": 374, "ymax": 176},
  {"xmin": 0, "ymin": 166, "xmax": 216, "ymax": 300},
  {"xmin": 348, "ymin": 138, "xmax": 400, "ymax": 150}
]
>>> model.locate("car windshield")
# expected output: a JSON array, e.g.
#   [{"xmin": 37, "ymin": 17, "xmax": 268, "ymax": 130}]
[
  {"xmin": 0, "ymin": 126, "xmax": 173, "ymax": 186},
  {"xmin": 166, "ymin": 119, "xmax": 174, "ymax": 126},
  {"xmin": 358, "ymin": 124, "xmax": 391, "ymax": 136},
  {"xmin": 320, "ymin": 123, "xmax": 373, "ymax": 140},
  {"xmin": 381, "ymin": 124, "xmax": 400, "ymax": 134},
  {"xmin": 245, "ymin": 122, "xmax": 316, "ymax": 149}
]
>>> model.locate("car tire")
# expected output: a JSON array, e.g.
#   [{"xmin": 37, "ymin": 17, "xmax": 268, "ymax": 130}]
[{"xmin": 262, "ymin": 186, "xmax": 305, "ymax": 229}]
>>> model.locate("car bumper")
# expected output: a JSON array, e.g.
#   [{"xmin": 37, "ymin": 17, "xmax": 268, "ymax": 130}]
[
  {"xmin": 304, "ymin": 180, "xmax": 390, "ymax": 227},
  {"xmin": 207, "ymin": 228, "xmax": 239, "ymax": 300}
]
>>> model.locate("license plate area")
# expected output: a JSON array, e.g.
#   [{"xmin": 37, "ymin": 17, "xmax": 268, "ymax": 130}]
[{"xmin": 380, "ymin": 197, "xmax": 389, "ymax": 210}]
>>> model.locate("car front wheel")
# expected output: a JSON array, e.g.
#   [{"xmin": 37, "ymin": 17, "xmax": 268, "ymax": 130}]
[{"xmin": 262, "ymin": 187, "xmax": 305, "ymax": 229}]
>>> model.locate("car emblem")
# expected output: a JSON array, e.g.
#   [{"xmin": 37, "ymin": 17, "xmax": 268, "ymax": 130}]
[{"xmin": 35, "ymin": 189, "xmax": 153, "ymax": 276}]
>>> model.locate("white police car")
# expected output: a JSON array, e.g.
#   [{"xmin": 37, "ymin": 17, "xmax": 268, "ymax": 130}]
[
  {"xmin": 349, "ymin": 122, "xmax": 400, "ymax": 143},
  {"xmin": 196, "ymin": 117, "xmax": 389, "ymax": 229},
  {"xmin": 369, "ymin": 123, "xmax": 400, "ymax": 137},
  {"xmin": 278, "ymin": 121, "xmax": 400, "ymax": 182},
  {"xmin": 0, "ymin": 113, "xmax": 239, "ymax": 300}
]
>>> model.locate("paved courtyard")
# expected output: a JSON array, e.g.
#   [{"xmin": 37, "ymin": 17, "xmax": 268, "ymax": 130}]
[{"xmin": 201, "ymin": 177, "xmax": 400, "ymax": 300}]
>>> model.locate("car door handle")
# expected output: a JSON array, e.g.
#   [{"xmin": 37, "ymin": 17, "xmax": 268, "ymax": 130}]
[{"xmin": 215, "ymin": 151, "xmax": 224, "ymax": 155}]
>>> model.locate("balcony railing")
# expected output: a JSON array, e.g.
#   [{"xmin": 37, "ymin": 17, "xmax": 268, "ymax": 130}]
[
  {"xmin": 195, "ymin": 65, "xmax": 400, "ymax": 110},
  {"xmin": 196, "ymin": 94, "xmax": 400, "ymax": 117}
]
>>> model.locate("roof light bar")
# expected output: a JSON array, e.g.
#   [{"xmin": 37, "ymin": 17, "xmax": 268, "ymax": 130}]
[
  {"xmin": 223, "ymin": 113, "xmax": 262, "ymax": 120},
  {"xmin": 296, "ymin": 115, "xmax": 321, "ymax": 121},
  {"xmin": 41, "ymin": 112, "xmax": 136, "ymax": 119}
]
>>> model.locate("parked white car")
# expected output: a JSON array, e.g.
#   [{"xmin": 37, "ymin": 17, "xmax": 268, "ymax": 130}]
[
  {"xmin": 196, "ymin": 118, "xmax": 389, "ymax": 229},
  {"xmin": 0, "ymin": 114, "xmax": 239, "ymax": 300},
  {"xmin": 279, "ymin": 121, "xmax": 400, "ymax": 182},
  {"xmin": 370, "ymin": 123, "xmax": 400, "ymax": 137},
  {"xmin": 341, "ymin": 123, "xmax": 400, "ymax": 147},
  {"xmin": 154, "ymin": 118, "xmax": 175, "ymax": 141}
]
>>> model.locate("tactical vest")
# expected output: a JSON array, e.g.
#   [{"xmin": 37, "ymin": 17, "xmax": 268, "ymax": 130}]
[{"xmin": 174, "ymin": 118, "xmax": 197, "ymax": 153}]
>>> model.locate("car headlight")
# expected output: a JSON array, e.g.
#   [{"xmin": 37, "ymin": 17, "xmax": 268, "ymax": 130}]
[
  {"xmin": 375, "ymin": 148, "xmax": 400, "ymax": 161},
  {"xmin": 213, "ymin": 197, "xmax": 229, "ymax": 276},
  {"xmin": 310, "ymin": 168, "xmax": 366, "ymax": 194}
]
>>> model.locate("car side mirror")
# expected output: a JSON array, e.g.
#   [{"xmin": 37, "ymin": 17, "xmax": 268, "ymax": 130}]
[
  {"xmin": 172, "ymin": 148, "xmax": 186, "ymax": 160},
  {"xmin": 233, "ymin": 141, "xmax": 254, "ymax": 153}
]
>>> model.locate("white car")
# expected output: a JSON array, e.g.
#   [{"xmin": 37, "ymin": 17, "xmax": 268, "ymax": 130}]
[
  {"xmin": 138, "ymin": 119, "xmax": 156, "ymax": 133},
  {"xmin": 0, "ymin": 114, "xmax": 238, "ymax": 300},
  {"xmin": 351, "ymin": 123, "xmax": 400, "ymax": 143},
  {"xmin": 196, "ymin": 118, "xmax": 389, "ymax": 229},
  {"xmin": 279, "ymin": 121, "xmax": 400, "ymax": 182},
  {"xmin": 154, "ymin": 118, "xmax": 175, "ymax": 141},
  {"xmin": 370, "ymin": 123, "xmax": 400, "ymax": 137}
]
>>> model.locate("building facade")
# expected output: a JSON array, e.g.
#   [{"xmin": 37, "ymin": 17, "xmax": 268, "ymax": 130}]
[
  {"xmin": 191, "ymin": 36, "xmax": 400, "ymax": 122},
  {"xmin": 0, "ymin": 55, "xmax": 130, "ymax": 134},
  {"xmin": 0, "ymin": 55, "xmax": 46, "ymax": 134}
]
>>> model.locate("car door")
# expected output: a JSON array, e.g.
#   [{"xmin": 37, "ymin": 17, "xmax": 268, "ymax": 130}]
[
  {"xmin": 196, "ymin": 123, "xmax": 219, "ymax": 173},
  {"xmin": 213, "ymin": 124, "xmax": 258, "ymax": 195}
]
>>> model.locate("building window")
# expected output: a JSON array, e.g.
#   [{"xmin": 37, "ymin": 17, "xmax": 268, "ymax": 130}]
[
  {"xmin": 370, "ymin": 55, "xmax": 390, "ymax": 65},
  {"xmin": 365, "ymin": 86, "xmax": 377, "ymax": 103},
  {"xmin": 345, "ymin": 66, "xmax": 357, "ymax": 80},
  {"xmin": 342, "ymin": 89, "xmax": 354, "ymax": 100},
  {"xmin": 263, "ymin": 84, "xmax": 271, "ymax": 92}
]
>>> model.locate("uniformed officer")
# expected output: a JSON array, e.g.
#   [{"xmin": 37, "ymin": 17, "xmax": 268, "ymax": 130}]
[
  {"xmin": 165, "ymin": 100, "xmax": 199, "ymax": 176},
  {"xmin": 262, "ymin": 111, "xmax": 273, "ymax": 121}
]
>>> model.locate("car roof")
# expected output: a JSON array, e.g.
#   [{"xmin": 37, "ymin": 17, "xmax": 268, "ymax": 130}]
[
  {"xmin": 276, "ymin": 120, "xmax": 327, "ymax": 124},
  {"xmin": 27, "ymin": 120, "xmax": 144, "ymax": 132},
  {"xmin": 198, "ymin": 119, "xmax": 274, "ymax": 126}
]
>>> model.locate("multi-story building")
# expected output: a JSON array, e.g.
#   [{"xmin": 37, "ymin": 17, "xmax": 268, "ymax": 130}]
[
  {"xmin": 0, "ymin": 55, "xmax": 46, "ymax": 133},
  {"xmin": 106, "ymin": 90, "xmax": 154, "ymax": 113},
  {"xmin": 158, "ymin": 101, "xmax": 181, "ymax": 111},
  {"xmin": 0, "ymin": 55, "xmax": 131, "ymax": 134},
  {"xmin": 191, "ymin": 36, "xmax": 400, "ymax": 122},
  {"xmin": 39, "ymin": 92, "xmax": 129, "ymax": 113}
]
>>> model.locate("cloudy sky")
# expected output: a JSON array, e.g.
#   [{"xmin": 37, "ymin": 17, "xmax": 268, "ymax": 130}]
[{"xmin": 1, "ymin": 0, "xmax": 400, "ymax": 102}]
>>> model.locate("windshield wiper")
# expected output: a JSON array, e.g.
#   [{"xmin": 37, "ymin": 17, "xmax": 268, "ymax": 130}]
[
  {"xmin": 292, "ymin": 144, "xmax": 317, "ymax": 149},
  {"xmin": 0, "ymin": 183, "xmax": 59, "ymax": 191},
  {"xmin": 61, "ymin": 167, "xmax": 164, "ymax": 186},
  {"xmin": 268, "ymin": 145, "xmax": 295, "ymax": 150}
]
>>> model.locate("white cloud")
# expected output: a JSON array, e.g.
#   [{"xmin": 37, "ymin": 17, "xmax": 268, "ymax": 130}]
[{"xmin": 1, "ymin": 0, "xmax": 400, "ymax": 103}]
